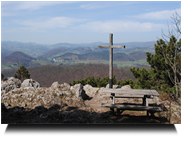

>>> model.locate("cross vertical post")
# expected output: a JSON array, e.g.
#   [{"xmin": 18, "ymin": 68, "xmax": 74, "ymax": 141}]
[
  {"xmin": 98, "ymin": 33, "xmax": 125, "ymax": 104},
  {"xmin": 109, "ymin": 33, "xmax": 113, "ymax": 89}
]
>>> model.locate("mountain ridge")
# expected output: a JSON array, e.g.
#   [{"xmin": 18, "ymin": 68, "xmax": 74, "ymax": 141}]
[
  {"xmin": 2, "ymin": 51, "xmax": 36, "ymax": 64},
  {"xmin": 1, "ymin": 40, "xmax": 156, "ymax": 58}
]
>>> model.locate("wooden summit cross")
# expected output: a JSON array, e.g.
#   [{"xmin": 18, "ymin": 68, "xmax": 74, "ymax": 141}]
[{"xmin": 98, "ymin": 33, "xmax": 125, "ymax": 89}]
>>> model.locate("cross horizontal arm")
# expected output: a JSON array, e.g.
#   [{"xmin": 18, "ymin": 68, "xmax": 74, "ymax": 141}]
[{"xmin": 98, "ymin": 45, "xmax": 125, "ymax": 48}]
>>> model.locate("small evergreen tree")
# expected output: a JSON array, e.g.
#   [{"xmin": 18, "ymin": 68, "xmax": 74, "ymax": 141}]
[
  {"xmin": 14, "ymin": 66, "xmax": 30, "ymax": 82},
  {"xmin": 130, "ymin": 35, "xmax": 181, "ymax": 98}
]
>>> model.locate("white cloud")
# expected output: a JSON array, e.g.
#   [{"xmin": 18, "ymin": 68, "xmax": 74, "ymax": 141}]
[
  {"xmin": 133, "ymin": 9, "xmax": 181, "ymax": 20},
  {"xmin": 80, "ymin": 1, "xmax": 137, "ymax": 10},
  {"xmin": 2, "ymin": 1, "xmax": 70, "ymax": 11},
  {"xmin": 79, "ymin": 20, "xmax": 166, "ymax": 33},
  {"xmin": 1, "ymin": 1, "xmax": 74, "ymax": 16},
  {"xmin": 13, "ymin": 17, "xmax": 166, "ymax": 33},
  {"xmin": 15, "ymin": 17, "xmax": 86, "ymax": 32},
  {"xmin": 80, "ymin": 3, "xmax": 108, "ymax": 10},
  {"xmin": 16, "ymin": 1, "xmax": 71, "ymax": 10}
]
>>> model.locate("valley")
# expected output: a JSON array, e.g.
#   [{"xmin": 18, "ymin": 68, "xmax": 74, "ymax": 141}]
[{"xmin": 1, "ymin": 41, "xmax": 155, "ymax": 70}]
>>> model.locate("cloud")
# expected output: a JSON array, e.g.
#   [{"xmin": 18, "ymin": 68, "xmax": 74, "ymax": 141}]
[
  {"xmin": 133, "ymin": 9, "xmax": 181, "ymax": 20},
  {"xmin": 13, "ymin": 17, "xmax": 166, "ymax": 33},
  {"xmin": 17, "ymin": 1, "xmax": 73, "ymax": 10},
  {"xmin": 2, "ymin": 1, "xmax": 70, "ymax": 11},
  {"xmin": 80, "ymin": 1, "xmax": 136, "ymax": 10},
  {"xmin": 15, "ymin": 17, "xmax": 86, "ymax": 32},
  {"xmin": 1, "ymin": 1, "xmax": 74, "ymax": 16},
  {"xmin": 80, "ymin": 3, "xmax": 109, "ymax": 10},
  {"xmin": 78, "ymin": 20, "xmax": 166, "ymax": 33}
]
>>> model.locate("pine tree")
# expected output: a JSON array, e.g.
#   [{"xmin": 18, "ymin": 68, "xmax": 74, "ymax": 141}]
[
  {"xmin": 130, "ymin": 35, "xmax": 181, "ymax": 98},
  {"xmin": 14, "ymin": 66, "xmax": 30, "ymax": 82}
]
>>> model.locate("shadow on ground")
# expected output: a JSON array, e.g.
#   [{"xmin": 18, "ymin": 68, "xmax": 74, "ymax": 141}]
[{"xmin": 1, "ymin": 102, "xmax": 169, "ymax": 125}]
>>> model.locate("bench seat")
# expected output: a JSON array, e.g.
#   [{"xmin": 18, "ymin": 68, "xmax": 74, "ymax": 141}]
[
  {"xmin": 101, "ymin": 103, "xmax": 162, "ymax": 112},
  {"xmin": 104, "ymin": 95, "xmax": 154, "ymax": 99}
]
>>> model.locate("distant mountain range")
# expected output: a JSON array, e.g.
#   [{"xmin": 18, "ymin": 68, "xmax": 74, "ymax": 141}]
[
  {"xmin": 1, "ymin": 41, "xmax": 156, "ymax": 58},
  {"xmin": 1, "ymin": 40, "xmax": 156, "ymax": 69}
]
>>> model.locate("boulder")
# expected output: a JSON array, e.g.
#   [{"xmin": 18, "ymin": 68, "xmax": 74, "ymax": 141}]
[
  {"xmin": 96, "ymin": 87, "xmax": 105, "ymax": 96},
  {"xmin": 70, "ymin": 84, "xmax": 88, "ymax": 100},
  {"xmin": 60, "ymin": 83, "xmax": 71, "ymax": 91},
  {"xmin": 21, "ymin": 79, "xmax": 41, "ymax": 89},
  {"xmin": 51, "ymin": 81, "xmax": 60, "ymax": 89},
  {"xmin": 106, "ymin": 84, "xmax": 121, "ymax": 89},
  {"xmin": 1, "ymin": 77, "xmax": 21, "ymax": 93},
  {"xmin": 83, "ymin": 84, "xmax": 99, "ymax": 96},
  {"xmin": 121, "ymin": 85, "xmax": 131, "ymax": 89}
]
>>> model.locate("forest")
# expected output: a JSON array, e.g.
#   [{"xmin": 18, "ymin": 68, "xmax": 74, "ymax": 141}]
[{"xmin": 2, "ymin": 63, "xmax": 149, "ymax": 87}]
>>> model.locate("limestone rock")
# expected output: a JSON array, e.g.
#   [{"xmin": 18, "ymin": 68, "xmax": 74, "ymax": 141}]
[
  {"xmin": 1, "ymin": 77, "xmax": 21, "ymax": 93},
  {"xmin": 63, "ymin": 91, "xmax": 72, "ymax": 97},
  {"xmin": 60, "ymin": 83, "xmax": 71, "ymax": 91},
  {"xmin": 83, "ymin": 84, "xmax": 99, "ymax": 96},
  {"xmin": 51, "ymin": 81, "xmax": 60, "ymax": 89},
  {"xmin": 106, "ymin": 84, "xmax": 121, "ymax": 89},
  {"xmin": 21, "ymin": 79, "xmax": 40, "ymax": 88},
  {"xmin": 70, "ymin": 84, "xmax": 88, "ymax": 99},
  {"xmin": 121, "ymin": 85, "xmax": 131, "ymax": 89}
]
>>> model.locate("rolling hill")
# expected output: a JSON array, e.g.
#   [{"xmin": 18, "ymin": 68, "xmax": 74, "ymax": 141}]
[
  {"xmin": 1, "ymin": 41, "xmax": 156, "ymax": 58},
  {"xmin": 1, "ymin": 52, "xmax": 8, "ymax": 59},
  {"xmin": 53, "ymin": 50, "xmax": 146, "ymax": 62},
  {"xmin": 1, "ymin": 41, "xmax": 49, "ymax": 57},
  {"xmin": 38, "ymin": 47, "xmax": 67, "ymax": 59},
  {"xmin": 2, "ymin": 51, "xmax": 36, "ymax": 64}
]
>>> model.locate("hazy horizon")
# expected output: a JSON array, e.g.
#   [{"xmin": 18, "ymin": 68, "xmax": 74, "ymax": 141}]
[{"xmin": 1, "ymin": 39, "xmax": 157, "ymax": 45}]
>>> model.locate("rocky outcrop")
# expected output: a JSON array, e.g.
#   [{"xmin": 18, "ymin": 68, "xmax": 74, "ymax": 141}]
[
  {"xmin": 1, "ymin": 77, "xmax": 21, "ymax": 93},
  {"xmin": 1, "ymin": 77, "xmax": 181, "ymax": 124},
  {"xmin": 83, "ymin": 84, "xmax": 99, "ymax": 96},
  {"xmin": 1, "ymin": 81, "xmax": 89, "ymax": 109}
]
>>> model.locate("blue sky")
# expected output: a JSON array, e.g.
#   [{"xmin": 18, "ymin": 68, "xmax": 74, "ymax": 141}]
[{"xmin": 1, "ymin": 1, "xmax": 181, "ymax": 44}]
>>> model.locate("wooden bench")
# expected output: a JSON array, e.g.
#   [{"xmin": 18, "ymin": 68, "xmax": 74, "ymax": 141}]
[{"xmin": 101, "ymin": 88, "xmax": 162, "ymax": 117}]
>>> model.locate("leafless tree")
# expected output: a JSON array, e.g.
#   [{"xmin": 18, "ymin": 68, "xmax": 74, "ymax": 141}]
[{"xmin": 160, "ymin": 10, "xmax": 181, "ymax": 99}]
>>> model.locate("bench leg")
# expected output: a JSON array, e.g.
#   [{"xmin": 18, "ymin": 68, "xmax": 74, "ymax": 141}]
[
  {"xmin": 147, "ymin": 111, "xmax": 155, "ymax": 118},
  {"xmin": 147, "ymin": 111, "xmax": 150, "ymax": 117},
  {"xmin": 117, "ymin": 109, "xmax": 121, "ymax": 115},
  {"xmin": 150, "ymin": 112, "xmax": 155, "ymax": 118},
  {"xmin": 143, "ymin": 95, "xmax": 148, "ymax": 106},
  {"xmin": 111, "ymin": 93, "xmax": 115, "ymax": 104},
  {"xmin": 110, "ymin": 108, "xmax": 114, "ymax": 113}
]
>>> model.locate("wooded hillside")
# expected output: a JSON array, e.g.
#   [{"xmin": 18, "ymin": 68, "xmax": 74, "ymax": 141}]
[{"xmin": 2, "ymin": 64, "xmax": 150, "ymax": 87}]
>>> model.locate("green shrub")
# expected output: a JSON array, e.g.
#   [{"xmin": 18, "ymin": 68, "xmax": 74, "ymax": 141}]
[{"xmin": 69, "ymin": 75, "xmax": 117, "ymax": 87}]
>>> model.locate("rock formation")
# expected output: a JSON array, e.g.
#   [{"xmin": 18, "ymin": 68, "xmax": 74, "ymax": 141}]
[
  {"xmin": 1, "ymin": 77, "xmax": 181, "ymax": 124},
  {"xmin": 1, "ymin": 77, "xmax": 21, "ymax": 93},
  {"xmin": 21, "ymin": 79, "xmax": 41, "ymax": 88}
]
